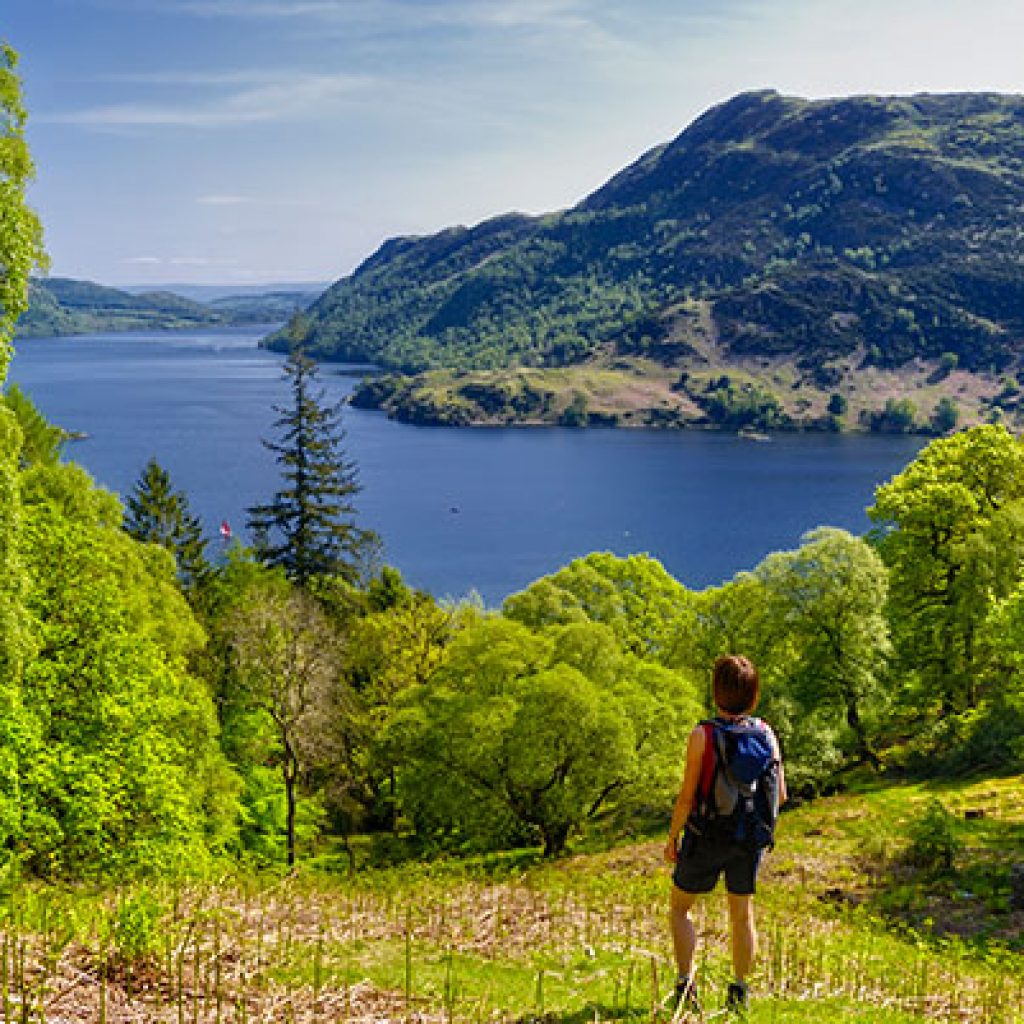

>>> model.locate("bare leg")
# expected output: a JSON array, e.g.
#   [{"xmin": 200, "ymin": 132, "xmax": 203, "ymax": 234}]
[
  {"xmin": 726, "ymin": 893, "xmax": 756, "ymax": 982},
  {"xmin": 669, "ymin": 886, "xmax": 699, "ymax": 979}
]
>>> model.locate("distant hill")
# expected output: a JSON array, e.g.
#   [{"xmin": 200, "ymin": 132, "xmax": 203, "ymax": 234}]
[
  {"xmin": 17, "ymin": 278, "xmax": 218, "ymax": 337},
  {"xmin": 16, "ymin": 278, "xmax": 317, "ymax": 338},
  {"xmin": 267, "ymin": 89, "xmax": 1024, "ymax": 431},
  {"xmin": 121, "ymin": 282, "xmax": 329, "ymax": 303},
  {"xmin": 208, "ymin": 291, "xmax": 322, "ymax": 324}
]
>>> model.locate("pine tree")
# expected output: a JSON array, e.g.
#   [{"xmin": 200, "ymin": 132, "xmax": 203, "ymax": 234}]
[
  {"xmin": 247, "ymin": 352, "xmax": 378, "ymax": 587},
  {"xmin": 124, "ymin": 457, "xmax": 209, "ymax": 593}
]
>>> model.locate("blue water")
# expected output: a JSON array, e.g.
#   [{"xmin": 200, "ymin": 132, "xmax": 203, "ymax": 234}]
[{"xmin": 8, "ymin": 326, "xmax": 924, "ymax": 605}]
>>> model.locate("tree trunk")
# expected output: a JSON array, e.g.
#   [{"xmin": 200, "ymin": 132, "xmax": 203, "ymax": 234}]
[
  {"xmin": 845, "ymin": 696, "xmax": 880, "ymax": 770},
  {"xmin": 964, "ymin": 625, "xmax": 978, "ymax": 708},
  {"xmin": 284, "ymin": 754, "xmax": 298, "ymax": 869},
  {"xmin": 540, "ymin": 822, "xmax": 570, "ymax": 858}
]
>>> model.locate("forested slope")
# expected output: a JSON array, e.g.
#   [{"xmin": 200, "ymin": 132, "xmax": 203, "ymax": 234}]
[
  {"xmin": 16, "ymin": 277, "xmax": 317, "ymax": 337},
  {"xmin": 270, "ymin": 90, "xmax": 1024, "ymax": 430}
]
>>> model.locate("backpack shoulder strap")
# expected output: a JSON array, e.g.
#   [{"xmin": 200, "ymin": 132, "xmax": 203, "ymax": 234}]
[{"xmin": 698, "ymin": 720, "xmax": 716, "ymax": 802}]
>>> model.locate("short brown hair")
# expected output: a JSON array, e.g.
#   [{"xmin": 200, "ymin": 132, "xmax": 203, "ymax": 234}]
[{"xmin": 712, "ymin": 654, "xmax": 760, "ymax": 714}]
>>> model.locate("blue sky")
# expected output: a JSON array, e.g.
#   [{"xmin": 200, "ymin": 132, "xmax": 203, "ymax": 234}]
[{"xmin": 4, "ymin": 0, "xmax": 1024, "ymax": 287}]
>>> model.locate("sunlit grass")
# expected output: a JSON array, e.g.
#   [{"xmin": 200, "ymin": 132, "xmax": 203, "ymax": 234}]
[{"xmin": 0, "ymin": 775, "xmax": 1021, "ymax": 1021}]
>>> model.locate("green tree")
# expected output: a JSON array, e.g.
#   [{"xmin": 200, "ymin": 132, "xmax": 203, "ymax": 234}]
[
  {"xmin": 2, "ymin": 385, "xmax": 64, "ymax": 466},
  {"xmin": 684, "ymin": 571, "xmax": 827, "ymax": 781},
  {"xmin": 227, "ymin": 579, "xmax": 350, "ymax": 867},
  {"xmin": 869, "ymin": 425, "xmax": 1024, "ymax": 716},
  {"xmin": 931, "ymin": 396, "xmax": 959, "ymax": 434},
  {"xmin": 187, "ymin": 548, "xmax": 286, "ymax": 863},
  {"xmin": 0, "ymin": 43, "xmax": 46, "ymax": 380},
  {"xmin": 868, "ymin": 397, "xmax": 917, "ymax": 433},
  {"xmin": 688, "ymin": 571, "xmax": 780, "ymax": 681},
  {"xmin": 753, "ymin": 528, "xmax": 890, "ymax": 768},
  {"xmin": 503, "ymin": 552, "xmax": 696, "ymax": 664},
  {"xmin": 0, "ymin": 49, "xmax": 45, "ymax": 849},
  {"xmin": 827, "ymin": 393, "xmax": 847, "ymax": 416},
  {"xmin": 559, "ymin": 391, "xmax": 589, "ymax": 427},
  {"xmin": 385, "ymin": 615, "xmax": 699, "ymax": 856},
  {"xmin": 124, "ymin": 457, "xmax": 209, "ymax": 594},
  {"xmin": 16, "ymin": 462, "xmax": 238, "ymax": 875},
  {"xmin": 248, "ymin": 352, "xmax": 379, "ymax": 587},
  {"xmin": 345, "ymin": 590, "xmax": 461, "ymax": 828},
  {"xmin": 0, "ymin": 410, "xmax": 33, "ymax": 853},
  {"xmin": 938, "ymin": 586, "xmax": 1024, "ymax": 771}
]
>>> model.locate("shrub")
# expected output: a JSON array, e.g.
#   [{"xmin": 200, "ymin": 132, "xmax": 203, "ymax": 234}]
[
  {"xmin": 827, "ymin": 392, "xmax": 848, "ymax": 416},
  {"xmin": 867, "ymin": 397, "xmax": 917, "ymax": 433},
  {"xmin": 111, "ymin": 889, "xmax": 166, "ymax": 964},
  {"xmin": 905, "ymin": 799, "xmax": 962, "ymax": 871}
]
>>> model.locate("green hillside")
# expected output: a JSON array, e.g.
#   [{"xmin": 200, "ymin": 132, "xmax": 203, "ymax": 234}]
[
  {"xmin": 2, "ymin": 774, "xmax": 1021, "ymax": 1022},
  {"xmin": 15, "ymin": 278, "xmax": 317, "ymax": 337},
  {"xmin": 16, "ymin": 277, "xmax": 222, "ymax": 336},
  {"xmin": 208, "ymin": 289, "xmax": 320, "ymax": 323},
  {"xmin": 268, "ymin": 90, "xmax": 1024, "ymax": 430}
]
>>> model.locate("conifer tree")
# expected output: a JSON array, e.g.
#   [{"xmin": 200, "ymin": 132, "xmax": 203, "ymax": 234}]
[
  {"xmin": 247, "ymin": 352, "xmax": 378, "ymax": 587},
  {"xmin": 124, "ymin": 457, "xmax": 209, "ymax": 593}
]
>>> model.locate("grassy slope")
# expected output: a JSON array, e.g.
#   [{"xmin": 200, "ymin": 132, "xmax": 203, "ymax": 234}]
[
  {"xmin": 1, "ymin": 775, "xmax": 1021, "ymax": 1022},
  {"xmin": 357, "ymin": 319, "xmax": 1014, "ymax": 432}
]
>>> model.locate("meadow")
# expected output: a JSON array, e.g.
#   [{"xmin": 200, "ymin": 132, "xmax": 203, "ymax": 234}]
[{"xmin": 1, "ymin": 773, "xmax": 1021, "ymax": 1024}]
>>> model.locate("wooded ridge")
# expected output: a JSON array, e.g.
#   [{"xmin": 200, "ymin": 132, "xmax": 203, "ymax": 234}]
[
  {"xmin": 267, "ymin": 89, "xmax": 1024, "ymax": 431},
  {"xmin": 17, "ymin": 277, "xmax": 318, "ymax": 337}
]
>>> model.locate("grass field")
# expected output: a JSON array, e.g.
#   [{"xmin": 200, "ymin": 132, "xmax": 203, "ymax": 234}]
[{"xmin": 0, "ymin": 774, "xmax": 1021, "ymax": 1023}]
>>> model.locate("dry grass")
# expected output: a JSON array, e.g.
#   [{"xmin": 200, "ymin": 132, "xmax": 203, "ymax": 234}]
[{"xmin": 2, "ymin": 778, "xmax": 1023, "ymax": 1022}]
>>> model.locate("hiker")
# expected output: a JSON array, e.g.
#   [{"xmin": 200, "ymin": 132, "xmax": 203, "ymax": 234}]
[{"xmin": 663, "ymin": 654, "xmax": 787, "ymax": 1014}]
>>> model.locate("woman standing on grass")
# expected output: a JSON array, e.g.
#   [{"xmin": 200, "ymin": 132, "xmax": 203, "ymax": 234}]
[{"xmin": 663, "ymin": 654, "xmax": 787, "ymax": 1015}]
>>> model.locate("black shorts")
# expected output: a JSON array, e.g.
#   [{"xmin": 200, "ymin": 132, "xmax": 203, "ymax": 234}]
[{"xmin": 672, "ymin": 832, "xmax": 763, "ymax": 896}]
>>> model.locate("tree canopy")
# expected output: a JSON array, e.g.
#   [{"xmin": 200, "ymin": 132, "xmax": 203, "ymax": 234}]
[
  {"xmin": 385, "ymin": 614, "xmax": 701, "ymax": 856},
  {"xmin": 869, "ymin": 425, "xmax": 1024, "ymax": 714},
  {"xmin": 0, "ymin": 43, "xmax": 46, "ymax": 380}
]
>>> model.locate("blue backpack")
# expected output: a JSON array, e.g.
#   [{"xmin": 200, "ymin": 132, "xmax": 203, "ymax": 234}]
[{"xmin": 689, "ymin": 717, "xmax": 780, "ymax": 849}]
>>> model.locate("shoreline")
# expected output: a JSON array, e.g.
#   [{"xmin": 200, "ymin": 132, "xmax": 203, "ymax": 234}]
[{"xmin": 347, "ymin": 369, "xmax": 972, "ymax": 438}]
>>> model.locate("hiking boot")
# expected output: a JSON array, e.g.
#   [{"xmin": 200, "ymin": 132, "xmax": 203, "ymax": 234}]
[
  {"xmin": 671, "ymin": 977, "xmax": 701, "ymax": 1016},
  {"xmin": 726, "ymin": 981, "xmax": 749, "ymax": 1013}
]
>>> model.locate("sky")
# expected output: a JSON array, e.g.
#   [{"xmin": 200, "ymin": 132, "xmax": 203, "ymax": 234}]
[{"xmin": 4, "ymin": 0, "xmax": 1024, "ymax": 288}]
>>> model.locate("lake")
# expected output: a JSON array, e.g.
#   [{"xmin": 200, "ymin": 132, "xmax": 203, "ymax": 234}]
[{"xmin": 8, "ymin": 326, "xmax": 924, "ymax": 605}]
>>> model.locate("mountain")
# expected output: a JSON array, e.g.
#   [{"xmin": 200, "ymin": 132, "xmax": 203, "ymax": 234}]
[
  {"xmin": 16, "ymin": 278, "xmax": 317, "ymax": 338},
  {"xmin": 268, "ymin": 90, "xmax": 1024, "ymax": 431}
]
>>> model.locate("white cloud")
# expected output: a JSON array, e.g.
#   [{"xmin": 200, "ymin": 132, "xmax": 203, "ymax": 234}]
[
  {"xmin": 44, "ymin": 71, "xmax": 373, "ymax": 128},
  {"xmin": 152, "ymin": 0, "xmax": 655, "ymax": 59},
  {"xmin": 163, "ymin": 0, "xmax": 580, "ymax": 23},
  {"xmin": 168, "ymin": 256, "xmax": 239, "ymax": 266},
  {"xmin": 119, "ymin": 255, "xmax": 239, "ymax": 267},
  {"xmin": 98, "ymin": 69, "xmax": 304, "ymax": 86},
  {"xmin": 166, "ymin": 0, "xmax": 353, "ymax": 16},
  {"xmin": 196, "ymin": 194, "xmax": 256, "ymax": 206},
  {"xmin": 705, "ymin": 0, "xmax": 1024, "ymax": 101}
]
